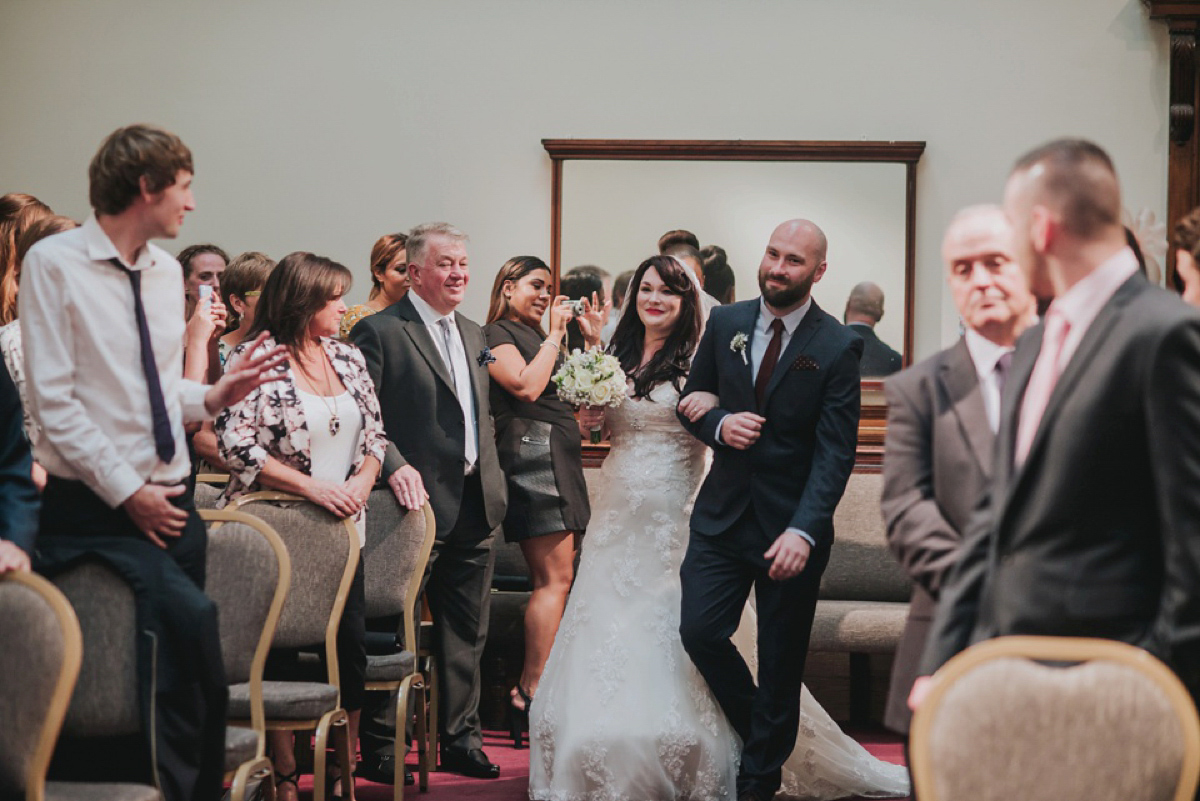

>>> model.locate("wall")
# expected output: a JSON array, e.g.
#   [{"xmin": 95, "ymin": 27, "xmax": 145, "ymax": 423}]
[{"xmin": 0, "ymin": 0, "xmax": 1168, "ymax": 357}]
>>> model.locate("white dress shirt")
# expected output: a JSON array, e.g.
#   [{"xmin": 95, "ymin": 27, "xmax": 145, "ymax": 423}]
[
  {"xmin": 20, "ymin": 215, "xmax": 210, "ymax": 508},
  {"xmin": 963, "ymin": 328, "xmax": 1014, "ymax": 434},
  {"xmin": 407, "ymin": 290, "xmax": 479, "ymax": 471}
]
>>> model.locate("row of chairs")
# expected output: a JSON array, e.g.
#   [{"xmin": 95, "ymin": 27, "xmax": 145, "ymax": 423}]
[{"xmin": 0, "ymin": 482, "xmax": 436, "ymax": 801}]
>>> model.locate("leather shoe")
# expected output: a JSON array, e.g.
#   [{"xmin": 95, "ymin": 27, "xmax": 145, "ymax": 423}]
[
  {"xmin": 440, "ymin": 748, "xmax": 500, "ymax": 779},
  {"xmin": 357, "ymin": 755, "xmax": 414, "ymax": 786}
]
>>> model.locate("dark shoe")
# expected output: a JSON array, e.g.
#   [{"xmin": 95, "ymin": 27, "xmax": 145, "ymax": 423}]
[
  {"xmin": 440, "ymin": 747, "xmax": 500, "ymax": 779},
  {"xmin": 736, "ymin": 790, "xmax": 766, "ymax": 801},
  {"xmin": 358, "ymin": 755, "xmax": 415, "ymax": 786},
  {"xmin": 509, "ymin": 686, "xmax": 533, "ymax": 749}
]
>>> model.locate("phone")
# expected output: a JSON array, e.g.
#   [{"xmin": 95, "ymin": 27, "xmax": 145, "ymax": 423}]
[{"xmin": 197, "ymin": 285, "xmax": 213, "ymax": 306}]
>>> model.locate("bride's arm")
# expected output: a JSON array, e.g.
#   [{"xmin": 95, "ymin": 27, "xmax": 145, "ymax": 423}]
[{"xmin": 676, "ymin": 315, "xmax": 728, "ymax": 446}]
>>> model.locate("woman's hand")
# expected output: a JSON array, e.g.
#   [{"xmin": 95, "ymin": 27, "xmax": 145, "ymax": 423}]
[
  {"xmin": 342, "ymin": 470, "xmax": 376, "ymax": 511},
  {"xmin": 304, "ymin": 477, "xmax": 362, "ymax": 518},
  {"xmin": 185, "ymin": 293, "xmax": 227, "ymax": 347},
  {"xmin": 579, "ymin": 405, "xmax": 605, "ymax": 439},
  {"xmin": 576, "ymin": 291, "xmax": 611, "ymax": 348},
  {"xmin": 678, "ymin": 391, "xmax": 720, "ymax": 422},
  {"xmin": 547, "ymin": 295, "xmax": 571, "ymax": 337}
]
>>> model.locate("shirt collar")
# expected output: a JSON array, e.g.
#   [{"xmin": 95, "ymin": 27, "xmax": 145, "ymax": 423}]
[
  {"xmin": 407, "ymin": 289, "xmax": 454, "ymax": 327},
  {"xmin": 1048, "ymin": 247, "xmax": 1139, "ymax": 331},
  {"xmin": 963, "ymin": 327, "xmax": 1013, "ymax": 380},
  {"xmin": 758, "ymin": 295, "xmax": 812, "ymax": 334},
  {"xmin": 82, "ymin": 214, "xmax": 158, "ymax": 271}
]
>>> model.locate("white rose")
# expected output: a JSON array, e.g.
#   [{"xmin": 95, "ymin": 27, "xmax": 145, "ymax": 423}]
[
  {"xmin": 574, "ymin": 371, "xmax": 596, "ymax": 392},
  {"xmin": 559, "ymin": 374, "xmax": 578, "ymax": 398},
  {"xmin": 589, "ymin": 381, "xmax": 616, "ymax": 407}
]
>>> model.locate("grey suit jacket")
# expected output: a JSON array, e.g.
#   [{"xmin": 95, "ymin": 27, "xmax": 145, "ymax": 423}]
[
  {"xmin": 920, "ymin": 274, "xmax": 1200, "ymax": 704},
  {"xmin": 880, "ymin": 337, "xmax": 992, "ymax": 731},
  {"xmin": 350, "ymin": 294, "xmax": 506, "ymax": 538}
]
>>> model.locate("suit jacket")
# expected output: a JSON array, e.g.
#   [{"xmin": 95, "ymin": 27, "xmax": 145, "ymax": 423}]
[
  {"xmin": 848, "ymin": 324, "xmax": 903, "ymax": 377},
  {"xmin": 0, "ymin": 362, "xmax": 38, "ymax": 551},
  {"xmin": 350, "ymin": 294, "xmax": 506, "ymax": 538},
  {"xmin": 920, "ymin": 274, "xmax": 1200, "ymax": 700},
  {"xmin": 679, "ymin": 299, "xmax": 863, "ymax": 551},
  {"xmin": 879, "ymin": 337, "xmax": 992, "ymax": 731}
]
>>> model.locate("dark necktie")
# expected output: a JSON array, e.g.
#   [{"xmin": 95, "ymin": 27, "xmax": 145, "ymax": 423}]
[
  {"xmin": 995, "ymin": 350, "xmax": 1014, "ymax": 396},
  {"xmin": 755, "ymin": 318, "xmax": 785, "ymax": 410},
  {"xmin": 110, "ymin": 258, "xmax": 175, "ymax": 464}
]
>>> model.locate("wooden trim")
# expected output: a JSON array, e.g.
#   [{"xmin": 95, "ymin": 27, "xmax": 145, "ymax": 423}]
[
  {"xmin": 904, "ymin": 162, "xmax": 918, "ymax": 365},
  {"xmin": 542, "ymin": 139, "xmax": 927, "ymax": 163}
]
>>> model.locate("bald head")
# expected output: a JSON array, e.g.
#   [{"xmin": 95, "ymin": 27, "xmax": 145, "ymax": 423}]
[
  {"xmin": 844, "ymin": 281, "xmax": 885, "ymax": 325},
  {"xmin": 758, "ymin": 218, "xmax": 829, "ymax": 312},
  {"xmin": 772, "ymin": 219, "xmax": 828, "ymax": 264}
]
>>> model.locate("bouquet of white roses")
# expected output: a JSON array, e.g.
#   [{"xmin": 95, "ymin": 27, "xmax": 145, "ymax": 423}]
[{"xmin": 553, "ymin": 347, "xmax": 627, "ymax": 443}]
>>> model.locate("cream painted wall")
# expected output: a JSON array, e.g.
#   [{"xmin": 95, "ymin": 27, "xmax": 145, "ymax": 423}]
[{"xmin": 0, "ymin": 0, "xmax": 1167, "ymax": 358}]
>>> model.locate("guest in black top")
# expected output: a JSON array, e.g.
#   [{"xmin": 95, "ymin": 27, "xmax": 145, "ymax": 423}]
[
  {"xmin": 0, "ymin": 363, "xmax": 37, "ymax": 572},
  {"xmin": 483, "ymin": 256, "xmax": 602, "ymax": 722}
]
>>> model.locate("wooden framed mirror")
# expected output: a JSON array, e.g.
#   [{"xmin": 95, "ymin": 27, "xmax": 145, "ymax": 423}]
[{"xmin": 544, "ymin": 139, "xmax": 926, "ymax": 468}]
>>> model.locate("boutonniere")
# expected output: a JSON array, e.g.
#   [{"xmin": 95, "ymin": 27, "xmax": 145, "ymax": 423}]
[
  {"xmin": 790, "ymin": 355, "xmax": 820, "ymax": 372},
  {"xmin": 730, "ymin": 332, "xmax": 749, "ymax": 364},
  {"xmin": 477, "ymin": 347, "xmax": 497, "ymax": 367}
]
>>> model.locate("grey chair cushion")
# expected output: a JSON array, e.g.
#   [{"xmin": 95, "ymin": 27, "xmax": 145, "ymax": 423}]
[
  {"xmin": 365, "ymin": 650, "xmax": 417, "ymax": 683},
  {"xmin": 53, "ymin": 563, "xmax": 140, "ymax": 737},
  {"xmin": 193, "ymin": 482, "xmax": 223, "ymax": 510},
  {"xmin": 230, "ymin": 500, "xmax": 350, "ymax": 649},
  {"xmin": 205, "ymin": 520, "xmax": 282, "ymax": 683},
  {"xmin": 0, "ymin": 577, "xmax": 69, "ymax": 796},
  {"xmin": 821, "ymin": 472, "xmax": 912, "ymax": 603},
  {"xmin": 45, "ymin": 782, "xmax": 161, "ymax": 801},
  {"xmin": 228, "ymin": 680, "xmax": 338, "ymax": 721},
  {"xmin": 363, "ymin": 490, "xmax": 427, "ymax": 619},
  {"xmin": 809, "ymin": 599, "xmax": 909, "ymax": 654},
  {"xmin": 224, "ymin": 725, "xmax": 260, "ymax": 772},
  {"xmin": 927, "ymin": 657, "xmax": 1187, "ymax": 801}
]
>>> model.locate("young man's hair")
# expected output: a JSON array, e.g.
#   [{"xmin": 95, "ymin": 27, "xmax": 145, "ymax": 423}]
[{"xmin": 88, "ymin": 124, "xmax": 194, "ymax": 216}]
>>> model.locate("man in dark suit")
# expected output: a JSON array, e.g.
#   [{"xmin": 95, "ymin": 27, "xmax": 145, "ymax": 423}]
[
  {"xmin": 0, "ymin": 364, "xmax": 38, "ymax": 572},
  {"xmin": 350, "ymin": 222, "xmax": 508, "ymax": 779},
  {"xmin": 910, "ymin": 139, "xmax": 1200, "ymax": 714},
  {"xmin": 844, "ymin": 281, "xmax": 903, "ymax": 376},
  {"xmin": 881, "ymin": 205, "xmax": 1035, "ymax": 736},
  {"xmin": 678, "ymin": 219, "xmax": 863, "ymax": 801}
]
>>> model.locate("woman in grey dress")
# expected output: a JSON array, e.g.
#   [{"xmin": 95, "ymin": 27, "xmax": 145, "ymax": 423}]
[{"xmin": 484, "ymin": 255, "xmax": 607, "ymax": 743}]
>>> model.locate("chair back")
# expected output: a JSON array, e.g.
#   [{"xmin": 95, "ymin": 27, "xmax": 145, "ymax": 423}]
[
  {"xmin": 363, "ymin": 491, "xmax": 435, "ymax": 651},
  {"xmin": 822, "ymin": 470, "xmax": 911, "ymax": 602},
  {"xmin": 911, "ymin": 636, "xmax": 1200, "ymax": 801},
  {"xmin": 53, "ymin": 562, "xmax": 141, "ymax": 738},
  {"xmin": 0, "ymin": 572, "xmax": 82, "ymax": 801},
  {"xmin": 201, "ymin": 509, "xmax": 291, "ymax": 742},
  {"xmin": 226, "ymin": 492, "xmax": 358, "ymax": 697}
]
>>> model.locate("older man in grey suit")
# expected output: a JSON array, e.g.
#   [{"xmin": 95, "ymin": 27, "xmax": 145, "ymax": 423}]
[
  {"xmin": 880, "ymin": 206, "xmax": 1034, "ymax": 735},
  {"xmin": 351, "ymin": 222, "xmax": 507, "ymax": 779}
]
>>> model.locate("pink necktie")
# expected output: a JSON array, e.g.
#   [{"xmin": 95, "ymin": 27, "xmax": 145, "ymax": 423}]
[{"xmin": 1015, "ymin": 309, "xmax": 1071, "ymax": 466}]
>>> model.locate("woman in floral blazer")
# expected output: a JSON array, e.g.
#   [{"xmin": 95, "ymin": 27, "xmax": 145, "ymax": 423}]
[{"xmin": 216, "ymin": 252, "xmax": 387, "ymax": 801}]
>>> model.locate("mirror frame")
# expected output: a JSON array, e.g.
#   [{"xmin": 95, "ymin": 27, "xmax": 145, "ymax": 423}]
[{"xmin": 543, "ymin": 138, "xmax": 926, "ymax": 469}]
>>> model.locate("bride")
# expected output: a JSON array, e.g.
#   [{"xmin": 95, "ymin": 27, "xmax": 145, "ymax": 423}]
[{"xmin": 527, "ymin": 255, "xmax": 908, "ymax": 801}]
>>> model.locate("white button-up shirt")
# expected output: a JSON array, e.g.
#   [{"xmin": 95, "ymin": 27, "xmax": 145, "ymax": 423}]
[
  {"xmin": 20, "ymin": 215, "xmax": 210, "ymax": 507},
  {"xmin": 963, "ymin": 328, "xmax": 1014, "ymax": 434},
  {"xmin": 406, "ymin": 290, "xmax": 479, "ymax": 471}
]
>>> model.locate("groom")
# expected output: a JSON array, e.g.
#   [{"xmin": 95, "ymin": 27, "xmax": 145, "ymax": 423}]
[{"xmin": 678, "ymin": 219, "xmax": 863, "ymax": 801}]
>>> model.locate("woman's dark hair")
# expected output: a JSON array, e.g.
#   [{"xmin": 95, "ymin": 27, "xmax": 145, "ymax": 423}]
[
  {"xmin": 0, "ymin": 193, "xmax": 53, "ymax": 325},
  {"xmin": 701, "ymin": 244, "xmax": 735, "ymax": 304},
  {"xmin": 608, "ymin": 255, "xmax": 702, "ymax": 400},
  {"xmin": 247, "ymin": 251, "xmax": 351, "ymax": 350},
  {"xmin": 369, "ymin": 232, "xmax": 408, "ymax": 295},
  {"xmin": 486, "ymin": 256, "xmax": 552, "ymax": 331}
]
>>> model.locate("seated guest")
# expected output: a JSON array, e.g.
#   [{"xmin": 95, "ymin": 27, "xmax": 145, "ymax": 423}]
[
  {"xmin": 559, "ymin": 268, "xmax": 606, "ymax": 353},
  {"xmin": 700, "ymin": 244, "xmax": 735, "ymax": 304},
  {"xmin": 0, "ymin": 364, "xmax": 37, "ymax": 573},
  {"xmin": 1172, "ymin": 206, "xmax": 1200, "ymax": 307},
  {"xmin": 484, "ymin": 256, "xmax": 592, "ymax": 736},
  {"xmin": 217, "ymin": 251, "xmax": 387, "ymax": 801},
  {"xmin": 178, "ymin": 242, "xmax": 228, "ymax": 319},
  {"xmin": 341, "ymin": 232, "xmax": 409, "ymax": 339},
  {"xmin": 844, "ymin": 281, "xmax": 903, "ymax": 376},
  {"xmin": 657, "ymin": 227, "xmax": 700, "ymax": 253},
  {"xmin": 21, "ymin": 123, "xmax": 285, "ymax": 801},
  {"xmin": 0, "ymin": 194, "xmax": 53, "ymax": 328},
  {"xmin": 179, "ymin": 244, "xmax": 230, "ymax": 388}
]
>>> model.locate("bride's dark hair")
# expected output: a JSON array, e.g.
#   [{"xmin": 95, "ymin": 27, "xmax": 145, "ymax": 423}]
[{"xmin": 608, "ymin": 255, "xmax": 702, "ymax": 400}]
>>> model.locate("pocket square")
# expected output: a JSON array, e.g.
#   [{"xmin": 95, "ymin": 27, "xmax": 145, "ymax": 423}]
[{"xmin": 790, "ymin": 355, "xmax": 820, "ymax": 371}]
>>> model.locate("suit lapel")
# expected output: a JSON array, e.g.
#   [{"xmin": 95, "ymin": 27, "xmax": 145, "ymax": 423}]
[
  {"xmin": 763, "ymin": 300, "xmax": 824, "ymax": 406},
  {"xmin": 731, "ymin": 300, "xmax": 758, "ymax": 393},
  {"xmin": 939, "ymin": 338, "xmax": 993, "ymax": 477},
  {"xmin": 394, "ymin": 295, "xmax": 459, "ymax": 398},
  {"xmin": 458, "ymin": 314, "xmax": 487, "ymax": 419}
]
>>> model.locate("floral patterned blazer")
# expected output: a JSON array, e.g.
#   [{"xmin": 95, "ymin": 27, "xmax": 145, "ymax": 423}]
[{"xmin": 215, "ymin": 335, "xmax": 389, "ymax": 508}]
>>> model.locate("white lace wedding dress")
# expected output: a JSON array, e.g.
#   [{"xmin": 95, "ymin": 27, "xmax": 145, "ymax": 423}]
[{"xmin": 527, "ymin": 383, "xmax": 909, "ymax": 801}]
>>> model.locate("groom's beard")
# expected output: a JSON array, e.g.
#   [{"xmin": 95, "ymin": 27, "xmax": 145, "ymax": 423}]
[{"xmin": 759, "ymin": 270, "xmax": 816, "ymax": 308}]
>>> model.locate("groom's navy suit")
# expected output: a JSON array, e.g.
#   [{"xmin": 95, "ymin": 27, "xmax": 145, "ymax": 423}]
[{"xmin": 679, "ymin": 298, "xmax": 862, "ymax": 801}]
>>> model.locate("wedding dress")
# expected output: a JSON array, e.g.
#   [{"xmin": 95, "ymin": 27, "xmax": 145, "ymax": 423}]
[{"xmin": 528, "ymin": 382, "xmax": 909, "ymax": 801}]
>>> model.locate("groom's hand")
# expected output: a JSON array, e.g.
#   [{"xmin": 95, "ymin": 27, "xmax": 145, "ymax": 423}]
[
  {"xmin": 721, "ymin": 412, "xmax": 765, "ymax": 449},
  {"xmin": 765, "ymin": 531, "xmax": 811, "ymax": 580}
]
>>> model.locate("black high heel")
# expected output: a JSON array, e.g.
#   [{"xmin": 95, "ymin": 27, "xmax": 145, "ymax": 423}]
[{"xmin": 509, "ymin": 686, "xmax": 533, "ymax": 749}]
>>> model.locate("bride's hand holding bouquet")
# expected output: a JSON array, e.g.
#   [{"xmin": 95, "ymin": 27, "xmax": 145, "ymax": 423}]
[{"xmin": 554, "ymin": 347, "xmax": 627, "ymax": 443}]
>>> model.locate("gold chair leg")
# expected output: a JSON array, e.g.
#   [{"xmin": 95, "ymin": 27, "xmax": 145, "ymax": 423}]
[
  {"xmin": 394, "ymin": 674, "xmax": 416, "ymax": 801},
  {"xmin": 334, "ymin": 713, "xmax": 356, "ymax": 801},
  {"xmin": 313, "ymin": 709, "xmax": 346, "ymax": 801},
  {"xmin": 230, "ymin": 756, "xmax": 275, "ymax": 801}
]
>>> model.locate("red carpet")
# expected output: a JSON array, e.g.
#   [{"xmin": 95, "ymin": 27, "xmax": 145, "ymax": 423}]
[{"xmin": 290, "ymin": 729, "xmax": 911, "ymax": 800}]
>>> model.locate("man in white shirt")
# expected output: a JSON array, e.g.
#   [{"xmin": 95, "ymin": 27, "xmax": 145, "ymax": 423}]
[
  {"xmin": 879, "ymin": 205, "xmax": 1034, "ymax": 740},
  {"xmin": 20, "ymin": 124, "xmax": 284, "ymax": 801}
]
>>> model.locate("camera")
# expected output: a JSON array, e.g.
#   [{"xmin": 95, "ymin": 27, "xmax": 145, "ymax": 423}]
[{"xmin": 562, "ymin": 299, "xmax": 585, "ymax": 317}]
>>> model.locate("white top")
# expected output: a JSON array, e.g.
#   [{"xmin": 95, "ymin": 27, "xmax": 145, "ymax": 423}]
[
  {"xmin": 298, "ymin": 388, "xmax": 365, "ymax": 546},
  {"xmin": 963, "ymin": 328, "xmax": 1014, "ymax": 434},
  {"xmin": 20, "ymin": 215, "xmax": 210, "ymax": 507},
  {"xmin": 406, "ymin": 290, "xmax": 479, "ymax": 471}
]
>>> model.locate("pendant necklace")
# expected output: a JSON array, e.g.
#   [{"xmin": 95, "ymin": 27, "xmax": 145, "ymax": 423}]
[{"xmin": 303, "ymin": 349, "xmax": 341, "ymax": 436}]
